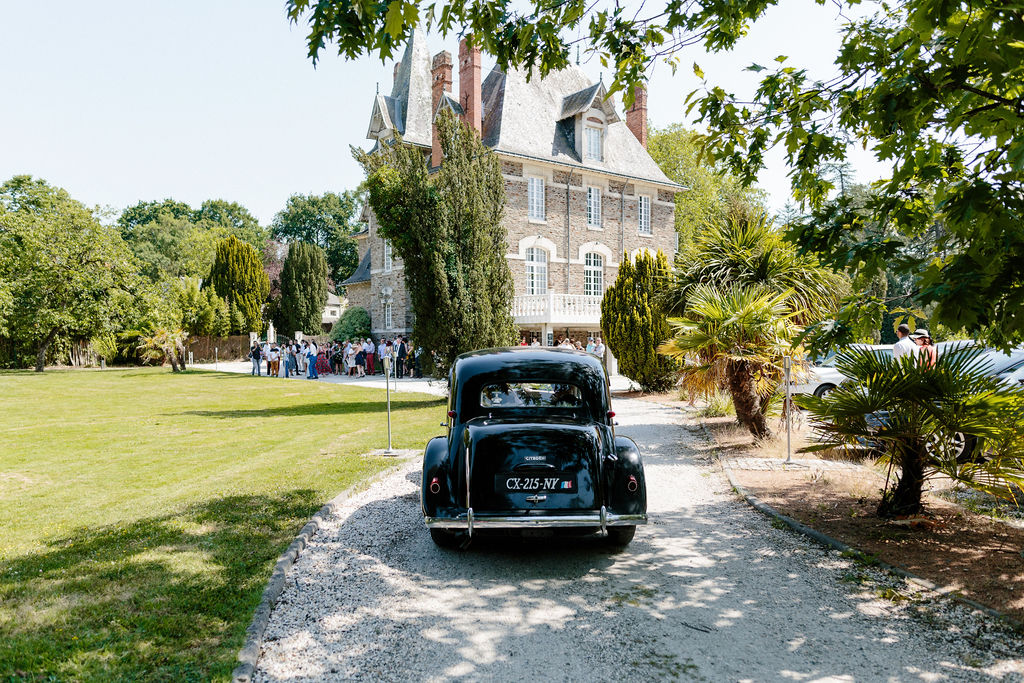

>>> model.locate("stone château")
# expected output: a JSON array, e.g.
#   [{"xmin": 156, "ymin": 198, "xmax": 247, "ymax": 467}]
[{"xmin": 343, "ymin": 29, "xmax": 681, "ymax": 349}]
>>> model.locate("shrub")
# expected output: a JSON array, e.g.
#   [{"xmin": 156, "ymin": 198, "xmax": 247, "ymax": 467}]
[
  {"xmin": 330, "ymin": 306, "xmax": 370, "ymax": 342},
  {"xmin": 601, "ymin": 250, "xmax": 677, "ymax": 392},
  {"xmin": 697, "ymin": 390, "xmax": 736, "ymax": 418}
]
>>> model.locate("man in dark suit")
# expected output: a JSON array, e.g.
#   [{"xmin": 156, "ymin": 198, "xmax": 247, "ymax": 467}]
[{"xmin": 395, "ymin": 336, "xmax": 408, "ymax": 378}]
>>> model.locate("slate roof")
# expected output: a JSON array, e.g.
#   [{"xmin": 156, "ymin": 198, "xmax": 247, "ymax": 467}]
[
  {"xmin": 481, "ymin": 66, "xmax": 677, "ymax": 188},
  {"xmin": 341, "ymin": 248, "xmax": 372, "ymax": 286},
  {"xmin": 366, "ymin": 28, "xmax": 432, "ymax": 148},
  {"xmin": 365, "ymin": 35, "xmax": 679, "ymax": 189}
]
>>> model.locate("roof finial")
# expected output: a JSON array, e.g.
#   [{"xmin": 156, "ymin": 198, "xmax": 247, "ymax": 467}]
[
  {"xmin": 376, "ymin": 81, "xmax": 380, "ymax": 95},
  {"xmin": 576, "ymin": 45, "xmax": 580, "ymax": 66}
]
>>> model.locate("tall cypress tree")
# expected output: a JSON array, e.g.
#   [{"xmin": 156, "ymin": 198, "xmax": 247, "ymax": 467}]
[
  {"xmin": 206, "ymin": 235, "xmax": 270, "ymax": 334},
  {"xmin": 357, "ymin": 110, "xmax": 516, "ymax": 372},
  {"xmin": 279, "ymin": 241, "xmax": 328, "ymax": 335},
  {"xmin": 601, "ymin": 250, "xmax": 677, "ymax": 392}
]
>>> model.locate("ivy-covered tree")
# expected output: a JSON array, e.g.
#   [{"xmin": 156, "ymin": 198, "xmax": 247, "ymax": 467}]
[
  {"xmin": 287, "ymin": 0, "xmax": 1024, "ymax": 349},
  {"xmin": 358, "ymin": 110, "xmax": 516, "ymax": 371},
  {"xmin": 206, "ymin": 235, "xmax": 270, "ymax": 334},
  {"xmin": 278, "ymin": 241, "xmax": 328, "ymax": 335},
  {"xmin": 271, "ymin": 191, "xmax": 363, "ymax": 286},
  {"xmin": 0, "ymin": 176, "xmax": 135, "ymax": 371},
  {"xmin": 601, "ymin": 250, "xmax": 676, "ymax": 392}
]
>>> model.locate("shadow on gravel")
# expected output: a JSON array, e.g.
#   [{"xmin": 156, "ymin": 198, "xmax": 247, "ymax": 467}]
[
  {"xmin": 257, "ymin": 402, "xmax": 1022, "ymax": 682},
  {"xmin": 260, "ymin": 487, "xmax": 1024, "ymax": 683}
]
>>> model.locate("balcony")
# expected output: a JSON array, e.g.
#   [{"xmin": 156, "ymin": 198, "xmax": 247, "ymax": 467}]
[{"xmin": 512, "ymin": 293, "xmax": 602, "ymax": 325}]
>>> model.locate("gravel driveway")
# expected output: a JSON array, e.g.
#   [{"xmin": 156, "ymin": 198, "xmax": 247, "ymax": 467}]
[{"xmin": 254, "ymin": 398, "xmax": 1024, "ymax": 682}]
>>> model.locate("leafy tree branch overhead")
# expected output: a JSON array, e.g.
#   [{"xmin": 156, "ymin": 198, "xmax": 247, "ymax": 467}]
[{"xmin": 287, "ymin": 0, "xmax": 1024, "ymax": 348}]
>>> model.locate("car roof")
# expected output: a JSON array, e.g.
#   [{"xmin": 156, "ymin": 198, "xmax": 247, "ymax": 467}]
[{"xmin": 453, "ymin": 347, "xmax": 606, "ymax": 385}]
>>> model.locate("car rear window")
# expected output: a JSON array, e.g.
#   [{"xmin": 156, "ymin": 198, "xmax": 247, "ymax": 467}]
[{"xmin": 480, "ymin": 382, "xmax": 583, "ymax": 408}]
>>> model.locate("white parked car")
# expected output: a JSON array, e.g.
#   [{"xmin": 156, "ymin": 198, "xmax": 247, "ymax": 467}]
[
  {"xmin": 792, "ymin": 342, "xmax": 1024, "ymax": 398},
  {"xmin": 791, "ymin": 344, "xmax": 893, "ymax": 398}
]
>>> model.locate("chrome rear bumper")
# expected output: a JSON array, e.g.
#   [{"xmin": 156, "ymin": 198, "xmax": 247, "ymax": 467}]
[{"xmin": 424, "ymin": 506, "xmax": 646, "ymax": 535}]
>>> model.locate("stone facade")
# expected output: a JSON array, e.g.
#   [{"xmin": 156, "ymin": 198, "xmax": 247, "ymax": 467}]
[
  {"xmin": 352, "ymin": 29, "xmax": 682, "ymax": 345},
  {"xmin": 503, "ymin": 161, "xmax": 676, "ymax": 299}
]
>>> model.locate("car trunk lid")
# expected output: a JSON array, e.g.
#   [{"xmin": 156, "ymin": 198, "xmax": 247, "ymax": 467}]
[{"xmin": 463, "ymin": 418, "xmax": 603, "ymax": 513}]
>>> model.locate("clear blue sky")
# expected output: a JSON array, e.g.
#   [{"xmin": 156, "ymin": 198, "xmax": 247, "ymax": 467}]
[{"xmin": 0, "ymin": 0, "xmax": 883, "ymax": 225}]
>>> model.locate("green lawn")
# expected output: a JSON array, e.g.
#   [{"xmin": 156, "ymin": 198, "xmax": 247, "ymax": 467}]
[{"xmin": 0, "ymin": 367, "xmax": 446, "ymax": 681}]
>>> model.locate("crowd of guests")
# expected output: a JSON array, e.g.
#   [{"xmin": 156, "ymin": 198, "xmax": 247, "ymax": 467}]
[
  {"xmin": 247, "ymin": 336, "xmax": 424, "ymax": 380},
  {"xmin": 521, "ymin": 335, "xmax": 606, "ymax": 357}
]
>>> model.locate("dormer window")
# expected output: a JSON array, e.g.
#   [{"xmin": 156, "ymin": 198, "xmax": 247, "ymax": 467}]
[{"xmin": 584, "ymin": 126, "xmax": 603, "ymax": 161}]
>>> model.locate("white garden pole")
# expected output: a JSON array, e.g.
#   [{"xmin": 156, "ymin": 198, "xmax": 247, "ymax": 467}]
[
  {"xmin": 384, "ymin": 356, "xmax": 395, "ymax": 455},
  {"xmin": 784, "ymin": 355, "xmax": 793, "ymax": 465}
]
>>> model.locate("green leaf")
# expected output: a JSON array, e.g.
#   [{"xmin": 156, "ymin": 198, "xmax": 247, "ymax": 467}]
[
  {"xmin": 693, "ymin": 62, "xmax": 704, "ymax": 79},
  {"xmin": 384, "ymin": 2, "xmax": 405, "ymax": 38}
]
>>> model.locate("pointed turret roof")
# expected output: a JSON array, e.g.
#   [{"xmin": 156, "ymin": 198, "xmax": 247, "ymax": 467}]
[{"xmin": 366, "ymin": 28, "xmax": 433, "ymax": 147}]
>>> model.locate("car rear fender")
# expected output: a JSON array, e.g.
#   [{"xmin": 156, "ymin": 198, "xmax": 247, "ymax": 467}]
[
  {"xmin": 421, "ymin": 436, "xmax": 451, "ymax": 517},
  {"xmin": 606, "ymin": 435, "xmax": 647, "ymax": 515}
]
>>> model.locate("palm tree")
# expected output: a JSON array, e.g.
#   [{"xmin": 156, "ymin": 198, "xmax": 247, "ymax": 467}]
[
  {"xmin": 137, "ymin": 328, "xmax": 189, "ymax": 372},
  {"xmin": 660, "ymin": 284, "xmax": 803, "ymax": 439},
  {"xmin": 796, "ymin": 346, "xmax": 1024, "ymax": 518},
  {"xmin": 667, "ymin": 210, "xmax": 846, "ymax": 325}
]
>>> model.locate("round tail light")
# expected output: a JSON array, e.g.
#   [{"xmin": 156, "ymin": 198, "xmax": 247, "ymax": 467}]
[
  {"xmin": 626, "ymin": 475, "xmax": 638, "ymax": 492},
  {"xmin": 429, "ymin": 477, "xmax": 441, "ymax": 494}
]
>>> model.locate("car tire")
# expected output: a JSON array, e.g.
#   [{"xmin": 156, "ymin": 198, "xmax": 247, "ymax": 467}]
[
  {"xmin": 813, "ymin": 383, "xmax": 837, "ymax": 398},
  {"xmin": 606, "ymin": 526, "xmax": 636, "ymax": 547},
  {"xmin": 954, "ymin": 433, "xmax": 980, "ymax": 464},
  {"xmin": 429, "ymin": 528, "xmax": 463, "ymax": 549}
]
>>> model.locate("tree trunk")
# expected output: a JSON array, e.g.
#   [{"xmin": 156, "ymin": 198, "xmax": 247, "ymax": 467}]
[
  {"xmin": 878, "ymin": 442, "xmax": 926, "ymax": 517},
  {"xmin": 727, "ymin": 362, "xmax": 772, "ymax": 439},
  {"xmin": 176, "ymin": 341, "xmax": 187, "ymax": 371},
  {"xmin": 35, "ymin": 330, "xmax": 57, "ymax": 372},
  {"xmin": 167, "ymin": 347, "xmax": 180, "ymax": 373}
]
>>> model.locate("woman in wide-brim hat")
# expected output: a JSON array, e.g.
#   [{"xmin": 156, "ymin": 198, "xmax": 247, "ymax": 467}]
[{"xmin": 911, "ymin": 328, "xmax": 937, "ymax": 368}]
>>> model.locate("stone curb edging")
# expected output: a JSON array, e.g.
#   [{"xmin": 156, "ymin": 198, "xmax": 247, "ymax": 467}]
[
  {"xmin": 717, "ymin": 458, "xmax": 1023, "ymax": 631},
  {"xmin": 232, "ymin": 455, "xmax": 418, "ymax": 683}
]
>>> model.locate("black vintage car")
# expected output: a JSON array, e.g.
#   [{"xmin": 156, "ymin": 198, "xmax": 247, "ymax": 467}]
[{"xmin": 421, "ymin": 347, "xmax": 647, "ymax": 548}]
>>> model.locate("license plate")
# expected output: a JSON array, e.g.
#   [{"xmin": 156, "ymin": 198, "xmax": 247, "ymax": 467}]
[{"xmin": 497, "ymin": 473, "xmax": 574, "ymax": 492}]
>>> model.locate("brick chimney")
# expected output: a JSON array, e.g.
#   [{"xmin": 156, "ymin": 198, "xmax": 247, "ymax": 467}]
[
  {"xmin": 431, "ymin": 50, "xmax": 453, "ymax": 168},
  {"xmin": 458, "ymin": 35, "xmax": 482, "ymax": 133},
  {"xmin": 626, "ymin": 84, "xmax": 648, "ymax": 148}
]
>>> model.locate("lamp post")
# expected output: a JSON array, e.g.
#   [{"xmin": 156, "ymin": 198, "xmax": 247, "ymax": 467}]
[
  {"xmin": 383, "ymin": 356, "xmax": 395, "ymax": 455},
  {"xmin": 784, "ymin": 355, "xmax": 793, "ymax": 465}
]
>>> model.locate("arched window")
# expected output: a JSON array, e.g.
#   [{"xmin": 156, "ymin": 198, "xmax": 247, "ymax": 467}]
[
  {"xmin": 384, "ymin": 302, "xmax": 393, "ymax": 329},
  {"xmin": 584, "ymin": 253, "xmax": 603, "ymax": 296},
  {"xmin": 525, "ymin": 247, "xmax": 548, "ymax": 295}
]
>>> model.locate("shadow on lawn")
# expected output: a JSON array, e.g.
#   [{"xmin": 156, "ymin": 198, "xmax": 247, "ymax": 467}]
[
  {"xmin": 181, "ymin": 398, "xmax": 445, "ymax": 419},
  {"xmin": 0, "ymin": 489, "xmax": 323, "ymax": 682}
]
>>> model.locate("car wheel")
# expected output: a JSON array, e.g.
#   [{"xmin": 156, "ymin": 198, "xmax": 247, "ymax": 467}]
[
  {"xmin": 813, "ymin": 383, "xmax": 837, "ymax": 398},
  {"xmin": 429, "ymin": 528, "xmax": 463, "ymax": 549},
  {"xmin": 606, "ymin": 526, "xmax": 636, "ymax": 547},
  {"xmin": 925, "ymin": 431, "xmax": 979, "ymax": 463}
]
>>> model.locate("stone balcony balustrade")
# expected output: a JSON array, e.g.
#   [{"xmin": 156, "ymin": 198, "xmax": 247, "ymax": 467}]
[{"xmin": 512, "ymin": 293, "xmax": 603, "ymax": 325}]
